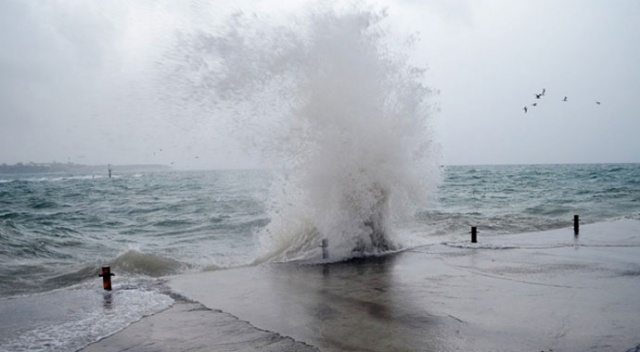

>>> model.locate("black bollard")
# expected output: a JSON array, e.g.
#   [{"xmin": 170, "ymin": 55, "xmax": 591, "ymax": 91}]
[
  {"xmin": 321, "ymin": 239, "xmax": 328, "ymax": 259},
  {"xmin": 471, "ymin": 226, "xmax": 477, "ymax": 243},
  {"xmin": 574, "ymin": 215, "xmax": 579, "ymax": 236},
  {"xmin": 99, "ymin": 266, "xmax": 115, "ymax": 291}
]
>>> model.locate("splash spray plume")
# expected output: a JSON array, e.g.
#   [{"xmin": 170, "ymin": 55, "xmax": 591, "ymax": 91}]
[{"xmin": 170, "ymin": 3, "xmax": 441, "ymax": 262}]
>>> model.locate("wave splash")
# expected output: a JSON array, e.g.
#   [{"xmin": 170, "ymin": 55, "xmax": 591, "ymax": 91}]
[{"xmin": 168, "ymin": 4, "xmax": 441, "ymax": 261}]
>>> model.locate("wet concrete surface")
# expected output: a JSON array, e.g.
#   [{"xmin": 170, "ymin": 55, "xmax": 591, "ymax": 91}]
[
  {"xmin": 170, "ymin": 220, "xmax": 640, "ymax": 351},
  {"xmin": 83, "ymin": 220, "xmax": 640, "ymax": 351},
  {"xmin": 81, "ymin": 301, "xmax": 318, "ymax": 352}
]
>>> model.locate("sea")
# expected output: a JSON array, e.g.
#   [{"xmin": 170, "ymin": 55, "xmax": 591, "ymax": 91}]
[
  {"xmin": 3, "ymin": 3, "xmax": 640, "ymax": 350},
  {"xmin": 1, "ymin": 163, "xmax": 639, "ymax": 351}
]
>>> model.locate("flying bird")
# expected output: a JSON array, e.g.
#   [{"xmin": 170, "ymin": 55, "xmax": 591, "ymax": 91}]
[
  {"xmin": 535, "ymin": 94, "xmax": 541, "ymax": 99},
  {"xmin": 596, "ymin": 101, "xmax": 601, "ymax": 105},
  {"xmin": 541, "ymin": 88, "xmax": 546, "ymax": 96},
  {"xmin": 524, "ymin": 106, "xmax": 528, "ymax": 113},
  {"xmin": 563, "ymin": 96, "xmax": 568, "ymax": 102},
  {"xmin": 532, "ymin": 103, "xmax": 537, "ymax": 107}
]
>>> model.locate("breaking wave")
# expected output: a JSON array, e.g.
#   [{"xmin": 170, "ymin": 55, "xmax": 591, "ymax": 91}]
[{"xmin": 166, "ymin": 3, "xmax": 441, "ymax": 261}]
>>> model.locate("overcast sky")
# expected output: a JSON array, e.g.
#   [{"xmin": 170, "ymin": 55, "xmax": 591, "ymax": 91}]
[{"xmin": 1, "ymin": 0, "xmax": 638, "ymax": 169}]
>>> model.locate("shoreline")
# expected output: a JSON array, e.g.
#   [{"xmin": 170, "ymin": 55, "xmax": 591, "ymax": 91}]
[{"xmin": 82, "ymin": 220, "xmax": 640, "ymax": 352}]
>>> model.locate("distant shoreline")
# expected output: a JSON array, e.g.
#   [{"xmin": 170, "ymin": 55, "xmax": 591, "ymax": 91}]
[{"xmin": 0, "ymin": 162, "xmax": 172, "ymax": 174}]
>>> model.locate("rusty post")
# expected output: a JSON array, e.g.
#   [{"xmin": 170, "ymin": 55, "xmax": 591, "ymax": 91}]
[
  {"xmin": 99, "ymin": 266, "xmax": 115, "ymax": 291},
  {"xmin": 471, "ymin": 226, "xmax": 477, "ymax": 243},
  {"xmin": 574, "ymin": 215, "xmax": 579, "ymax": 236}
]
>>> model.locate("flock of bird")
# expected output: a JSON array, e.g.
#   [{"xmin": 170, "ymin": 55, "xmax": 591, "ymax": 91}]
[{"xmin": 523, "ymin": 88, "xmax": 601, "ymax": 113}]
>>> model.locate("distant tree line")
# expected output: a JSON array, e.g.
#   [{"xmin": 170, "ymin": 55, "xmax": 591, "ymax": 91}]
[{"xmin": 0, "ymin": 162, "xmax": 171, "ymax": 174}]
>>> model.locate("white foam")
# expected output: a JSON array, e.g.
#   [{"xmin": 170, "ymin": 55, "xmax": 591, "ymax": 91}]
[
  {"xmin": 0, "ymin": 284, "xmax": 173, "ymax": 352},
  {"xmin": 168, "ymin": 4, "xmax": 442, "ymax": 262}
]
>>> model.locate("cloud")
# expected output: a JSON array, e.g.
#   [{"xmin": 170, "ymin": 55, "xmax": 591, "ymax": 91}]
[{"xmin": 1, "ymin": 0, "xmax": 639, "ymax": 168}]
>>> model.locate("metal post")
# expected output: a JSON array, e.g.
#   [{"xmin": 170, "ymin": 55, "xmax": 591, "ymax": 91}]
[
  {"xmin": 99, "ymin": 266, "xmax": 115, "ymax": 291},
  {"xmin": 471, "ymin": 226, "xmax": 477, "ymax": 243},
  {"xmin": 574, "ymin": 215, "xmax": 579, "ymax": 236},
  {"xmin": 321, "ymin": 239, "xmax": 328, "ymax": 259}
]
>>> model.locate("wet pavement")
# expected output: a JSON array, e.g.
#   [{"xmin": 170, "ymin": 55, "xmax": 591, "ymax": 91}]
[
  {"xmin": 85, "ymin": 220, "xmax": 640, "ymax": 351},
  {"xmin": 81, "ymin": 301, "xmax": 318, "ymax": 352}
]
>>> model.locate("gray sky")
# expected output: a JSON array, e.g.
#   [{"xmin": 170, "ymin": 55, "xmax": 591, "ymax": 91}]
[{"xmin": 1, "ymin": 0, "xmax": 638, "ymax": 169}]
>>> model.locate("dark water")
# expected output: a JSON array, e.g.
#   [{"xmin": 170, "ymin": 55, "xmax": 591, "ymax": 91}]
[
  {"xmin": 0, "ymin": 170, "xmax": 270, "ymax": 298},
  {"xmin": 422, "ymin": 163, "xmax": 640, "ymax": 236},
  {"xmin": 1, "ymin": 164, "xmax": 638, "ymax": 298}
]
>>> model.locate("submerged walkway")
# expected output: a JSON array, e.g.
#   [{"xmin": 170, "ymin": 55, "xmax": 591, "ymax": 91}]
[{"xmin": 84, "ymin": 220, "xmax": 640, "ymax": 352}]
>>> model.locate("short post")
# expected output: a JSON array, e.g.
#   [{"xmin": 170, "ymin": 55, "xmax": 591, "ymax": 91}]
[
  {"xmin": 99, "ymin": 266, "xmax": 115, "ymax": 291},
  {"xmin": 574, "ymin": 215, "xmax": 579, "ymax": 236},
  {"xmin": 471, "ymin": 226, "xmax": 477, "ymax": 243},
  {"xmin": 321, "ymin": 239, "xmax": 328, "ymax": 259}
]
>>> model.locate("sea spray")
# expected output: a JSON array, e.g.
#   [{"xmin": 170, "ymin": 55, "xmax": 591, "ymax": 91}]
[{"xmin": 166, "ymin": 3, "xmax": 441, "ymax": 261}]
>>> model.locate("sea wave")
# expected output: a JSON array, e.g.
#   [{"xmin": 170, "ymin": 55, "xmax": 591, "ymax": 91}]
[
  {"xmin": 112, "ymin": 249, "xmax": 189, "ymax": 277},
  {"xmin": 1, "ymin": 165, "xmax": 639, "ymax": 298}
]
